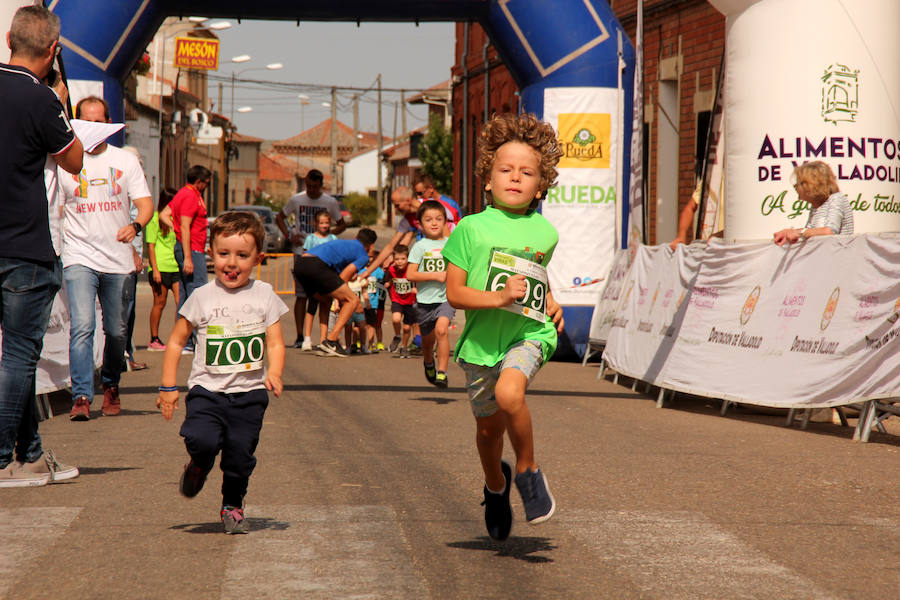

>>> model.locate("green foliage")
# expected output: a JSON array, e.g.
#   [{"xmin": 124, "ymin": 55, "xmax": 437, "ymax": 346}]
[
  {"xmin": 419, "ymin": 113, "xmax": 453, "ymax": 194},
  {"xmin": 343, "ymin": 192, "xmax": 378, "ymax": 226}
]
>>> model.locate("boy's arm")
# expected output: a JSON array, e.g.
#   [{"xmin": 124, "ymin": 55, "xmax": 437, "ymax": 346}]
[
  {"xmin": 157, "ymin": 317, "xmax": 194, "ymax": 421},
  {"xmin": 446, "ymin": 262, "xmax": 526, "ymax": 310},
  {"xmin": 264, "ymin": 321, "xmax": 285, "ymax": 397},
  {"xmin": 405, "ymin": 261, "xmax": 445, "ymax": 283},
  {"xmin": 545, "ymin": 291, "xmax": 565, "ymax": 332},
  {"xmin": 339, "ymin": 263, "xmax": 358, "ymax": 282}
]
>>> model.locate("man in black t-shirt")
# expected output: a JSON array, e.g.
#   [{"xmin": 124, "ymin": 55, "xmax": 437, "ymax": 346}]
[{"xmin": 0, "ymin": 6, "xmax": 84, "ymax": 488}]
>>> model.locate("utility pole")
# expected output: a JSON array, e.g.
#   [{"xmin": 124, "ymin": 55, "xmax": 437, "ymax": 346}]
[
  {"xmin": 353, "ymin": 94, "xmax": 360, "ymax": 153},
  {"xmin": 330, "ymin": 86, "xmax": 338, "ymax": 194},
  {"xmin": 393, "ymin": 100, "xmax": 398, "ymax": 144},
  {"xmin": 376, "ymin": 73, "xmax": 384, "ymax": 219},
  {"xmin": 218, "ymin": 83, "xmax": 223, "ymax": 116},
  {"xmin": 400, "ymin": 89, "xmax": 407, "ymax": 136}
]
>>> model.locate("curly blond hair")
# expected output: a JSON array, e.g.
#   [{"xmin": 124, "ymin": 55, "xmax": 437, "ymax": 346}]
[
  {"xmin": 793, "ymin": 161, "xmax": 839, "ymax": 204},
  {"xmin": 477, "ymin": 113, "xmax": 562, "ymax": 209}
]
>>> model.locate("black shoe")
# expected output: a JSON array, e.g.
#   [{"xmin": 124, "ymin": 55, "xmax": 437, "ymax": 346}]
[
  {"xmin": 481, "ymin": 460, "xmax": 513, "ymax": 541},
  {"xmin": 179, "ymin": 460, "xmax": 209, "ymax": 498},
  {"xmin": 424, "ymin": 362, "xmax": 437, "ymax": 384},
  {"xmin": 315, "ymin": 339, "xmax": 348, "ymax": 358},
  {"xmin": 434, "ymin": 371, "xmax": 448, "ymax": 389},
  {"xmin": 389, "ymin": 336, "xmax": 401, "ymax": 353}
]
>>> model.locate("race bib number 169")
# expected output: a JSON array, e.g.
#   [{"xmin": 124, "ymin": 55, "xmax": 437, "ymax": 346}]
[
  {"xmin": 206, "ymin": 321, "xmax": 266, "ymax": 374},
  {"xmin": 485, "ymin": 250, "xmax": 548, "ymax": 322}
]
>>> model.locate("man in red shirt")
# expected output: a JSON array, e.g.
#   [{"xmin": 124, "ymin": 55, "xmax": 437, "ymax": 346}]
[{"xmin": 160, "ymin": 165, "xmax": 211, "ymax": 353}]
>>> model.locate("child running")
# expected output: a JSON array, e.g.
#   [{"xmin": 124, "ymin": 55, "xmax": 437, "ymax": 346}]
[
  {"xmin": 157, "ymin": 211, "xmax": 287, "ymax": 534},
  {"xmin": 294, "ymin": 210, "xmax": 338, "ymax": 350},
  {"xmin": 407, "ymin": 200, "xmax": 454, "ymax": 388},
  {"xmin": 384, "ymin": 245, "xmax": 416, "ymax": 357},
  {"xmin": 364, "ymin": 249, "xmax": 387, "ymax": 352},
  {"xmin": 443, "ymin": 112, "xmax": 564, "ymax": 541}
]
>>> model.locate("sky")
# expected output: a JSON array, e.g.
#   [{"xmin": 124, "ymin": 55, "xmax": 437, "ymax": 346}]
[{"xmin": 203, "ymin": 20, "xmax": 456, "ymax": 142}]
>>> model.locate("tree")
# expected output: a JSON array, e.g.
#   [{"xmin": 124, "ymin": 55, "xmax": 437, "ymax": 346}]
[{"xmin": 419, "ymin": 112, "xmax": 453, "ymax": 195}]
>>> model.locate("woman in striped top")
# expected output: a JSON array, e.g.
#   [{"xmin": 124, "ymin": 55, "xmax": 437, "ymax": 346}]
[{"xmin": 774, "ymin": 161, "xmax": 853, "ymax": 245}]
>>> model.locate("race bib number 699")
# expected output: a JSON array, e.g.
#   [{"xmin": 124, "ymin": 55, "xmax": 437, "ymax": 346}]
[
  {"xmin": 206, "ymin": 321, "xmax": 266, "ymax": 374},
  {"xmin": 485, "ymin": 250, "xmax": 548, "ymax": 322}
]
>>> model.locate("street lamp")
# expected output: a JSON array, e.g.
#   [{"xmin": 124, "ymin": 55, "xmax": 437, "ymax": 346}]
[
  {"xmin": 230, "ymin": 62, "xmax": 283, "ymax": 122},
  {"xmin": 236, "ymin": 106, "xmax": 253, "ymax": 113}
]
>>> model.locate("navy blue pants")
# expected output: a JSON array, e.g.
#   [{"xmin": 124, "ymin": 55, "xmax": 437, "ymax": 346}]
[{"xmin": 180, "ymin": 386, "xmax": 268, "ymax": 507}]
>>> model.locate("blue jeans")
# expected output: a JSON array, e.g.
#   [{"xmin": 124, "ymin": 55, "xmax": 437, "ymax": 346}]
[
  {"xmin": 63, "ymin": 265, "xmax": 133, "ymax": 400},
  {"xmin": 173, "ymin": 245, "xmax": 207, "ymax": 349},
  {"xmin": 0, "ymin": 257, "xmax": 61, "ymax": 467}
]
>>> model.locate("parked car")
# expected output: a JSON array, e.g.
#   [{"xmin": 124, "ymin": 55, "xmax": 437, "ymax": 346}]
[{"xmin": 227, "ymin": 205, "xmax": 285, "ymax": 254}]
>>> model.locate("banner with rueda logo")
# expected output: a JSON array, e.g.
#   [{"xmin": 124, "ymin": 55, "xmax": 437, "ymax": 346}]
[
  {"xmin": 710, "ymin": 0, "xmax": 900, "ymax": 239},
  {"xmin": 603, "ymin": 234, "xmax": 900, "ymax": 408},
  {"xmin": 543, "ymin": 87, "xmax": 619, "ymax": 306}
]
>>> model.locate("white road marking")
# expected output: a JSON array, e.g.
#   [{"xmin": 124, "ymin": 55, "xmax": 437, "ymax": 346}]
[
  {"xmin": 222, "ymin": 505, "xmax": 429, "ymax": 600},
  {"xmin": 0, "ymin": 507, "xmax": 82, "ymax": 598},
  {"xmin": 566, "ymin": 510, "xmax": 839, "ymax": 600}
]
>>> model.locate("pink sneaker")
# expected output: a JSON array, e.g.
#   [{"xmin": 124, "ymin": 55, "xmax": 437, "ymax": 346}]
[{"xmin": 148, "ymin": 339, "xmax": 166, "ymax": 351}]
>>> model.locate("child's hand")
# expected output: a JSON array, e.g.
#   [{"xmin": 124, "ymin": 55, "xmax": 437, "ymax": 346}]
[
  {"xmin": 546, "ymin": 293, "xmax": 565, "ymax": 332},
  {"xmin": 265, "ymin": 373, "xmax": 283, "ymax": 397},
  {"xmin": 157, "ymin": 391, "xmax": 179, "ymax": 421},
  {"xmin": 499, "ymin": 274, "xmax": 527, "ymax": 305},
  {"xmin": 436, "ymin": 271, "xmax": 447, "ymax": 283}
]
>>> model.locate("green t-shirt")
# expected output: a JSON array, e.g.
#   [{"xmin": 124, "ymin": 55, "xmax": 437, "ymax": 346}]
[
  {"xmin": 145, "ymin": 212, "xmax": 179, "ymax": 273},
  {"xmin": 408, "ymin": 236, "xmax": 448, "ymax": 304},
  {"xmin": 442, "ymin": 206, "xmax": 559, "ymax": 367}
]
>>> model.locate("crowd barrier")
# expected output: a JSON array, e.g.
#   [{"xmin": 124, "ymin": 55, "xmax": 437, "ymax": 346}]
[{"xmin": 596, "ymin": 234, "xmax": 900, "ymax": 439}]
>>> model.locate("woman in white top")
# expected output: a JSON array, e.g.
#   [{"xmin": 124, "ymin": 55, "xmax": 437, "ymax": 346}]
[{"xmin": 774, "ymin": 160, "xmax": 853, "ymax": 245}]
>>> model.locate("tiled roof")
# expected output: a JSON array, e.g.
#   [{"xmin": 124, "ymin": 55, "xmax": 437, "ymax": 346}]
[
  {"xmin": 272, "ymin": 119, "xmax": 391, "ymax": 157},
  {"xmin": 406, "ymin": 79, "xmax": 451, "ymax": 104},
  {"xmin": 233, "ymin": 132, "xmax": 264, "ymax": 143}
]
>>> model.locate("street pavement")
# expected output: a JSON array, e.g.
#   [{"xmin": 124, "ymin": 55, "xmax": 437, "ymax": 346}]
[{"xmin": 4, "ymin": 267, "xmax": 900, "ymax": 599}]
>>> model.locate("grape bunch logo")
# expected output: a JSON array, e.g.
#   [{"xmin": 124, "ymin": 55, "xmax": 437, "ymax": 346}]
[
  {"xmin": 820, "ymin": 287, "xmax": 840, "ymax": 331},
  {"xmin": 821, "ymin": 64, "xmax": 858, "ymax": 125},
  {"xmin": 557, "ymin": 113, "xmax": 610, "ymax": 169},
  {"xmin": 573, "ymin": 128, "xmax": 596, "ymax": 146},
  {"xmin": 740, "ymin": 286, "xmax": 762, "ymax": 326}
]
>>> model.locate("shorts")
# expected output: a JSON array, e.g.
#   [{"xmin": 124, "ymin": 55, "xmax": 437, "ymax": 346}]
[
  {"xmin": 458, "ymin": 340, "xmax": 543, "ymax": 418},
  {"xmin": 415, "ymin": 301, "xmax": 455, "ymax": 336},
  {"xmin": 148, "ymin": 270, "xmax": 179, "ymax": 290},
  {"xmin": 350, "ymin": 311, "xmax": 366, "ymax": 325},
  {"xmin": 293, "ymin": 255, "xmax": 343, "ymax": 299},
  {"xmin": 391, "ymin": 302, "xmax": 416, "ymax": 325},
  {"xmin": 364, "ymin": 308, "xmax": 378, "ymax": 326}
]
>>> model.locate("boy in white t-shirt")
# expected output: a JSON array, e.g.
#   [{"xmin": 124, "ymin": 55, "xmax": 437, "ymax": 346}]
[{"xmin": 157, "ymin": 212, "xmax": 287, "ymax": 534}]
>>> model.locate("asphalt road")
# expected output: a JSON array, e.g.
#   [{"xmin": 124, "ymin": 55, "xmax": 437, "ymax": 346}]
[{"xmin": 4, "ymin": 272, "xmax": 900, "ymax": 599}]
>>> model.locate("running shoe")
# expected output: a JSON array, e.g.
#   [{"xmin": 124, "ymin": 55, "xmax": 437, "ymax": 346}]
[
  {"xmin": 101, "ymin": 385, "xmax": 121, "ymax": 416},
  {"xmin": 182, "ymin": 345, "xmax": 195, "ymax": 355},
  {"xmin": 376, "ymin": 342, "xmax": 386, "ymax": 352},
  {"xmin": 69, "ymin": 396, "xmax": 91, "ymax": 421},
  {"xmin": 399, "ymin": 346, "xmax": 409, "ymax": 359},
  {"xmin": 481, "ymin": 460, "xmax": 513, "ymax": 541},
  {"xmin": 423, "ymin": 362, "xmax": 437, "ymax": 384},
  {"xmin": 514, "ymin": 467, "xmax": 556, "ymax": 524},
  {"xmin": 300, "ymin": 339, "xmax": 313, "ymax": 352},
  {"xmin": 179, "ymin": 459, "xmax": 209, "ymax": 498},
  {"xmin": 389, "ymin": 336, "xmax": 401, "ymax": 353},
  {"xmin": 221, "ymin": 505, "xmax": 249, "ymax": 534},
  {"xmin": 434, "ymin": 371, "xmax": 448, "ymax": 389},
  {"xmin": 147, "ymin": 339, "xmax": 166, "ymax": 352},
  {"xmin": 315, "ymin": 339, "xmax": 349, "ymax": 358},
  {"xmin": 290, "ymin": 338, "xmax": 303, "ymax": 349}
]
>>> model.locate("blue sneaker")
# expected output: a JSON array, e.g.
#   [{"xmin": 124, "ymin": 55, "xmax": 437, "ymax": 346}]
[
  {"xmin": 514, "ymin": 467, "xmax": 556, "ymax": 524},
  {"xmin": 481, "ymin": 461, "xmax": 513, "ymax": 541}
]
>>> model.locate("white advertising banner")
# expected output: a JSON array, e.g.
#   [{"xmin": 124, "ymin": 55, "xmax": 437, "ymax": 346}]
[
  {"xmin": 603, "ymin": 235, "xmax": 900, "ymax": 408},
  {"xmin": 603, "ymin": 242, "xmax": 704, "ymax": 383},
  {"xmin": 543, "ymin": 87, "xmax": 619, "ymax": 306},
  {"xmin": 587, "ymin": 247, "xmax": 634, "ymax": 345},
  {"xmin": 0, "ymin": 283, "xmax": 104, "ymax": 396},
  {"xmin": 716, "ymin": 0, "xmax": 900, "ymax": 239}
]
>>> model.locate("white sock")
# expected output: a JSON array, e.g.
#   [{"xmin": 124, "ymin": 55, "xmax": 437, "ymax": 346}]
[
  {"xmin": 486, "ymin": 483, "xmax": 505, "ymax": 495},
  {"xmin": 304, "ymin": 336, "xmax": 312, "ymax": 343}
]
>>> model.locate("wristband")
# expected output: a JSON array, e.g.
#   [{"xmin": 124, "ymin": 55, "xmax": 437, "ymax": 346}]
[{"xmin": 158, "ymin": 385, "xmax": 178, "ymax": 392}]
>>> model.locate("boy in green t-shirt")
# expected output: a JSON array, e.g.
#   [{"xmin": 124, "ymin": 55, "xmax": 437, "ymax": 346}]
[
  {"xmin": 407, "ymin": 200, "xmax": 455, "ymax": 388},
  {"xmin": 443, "ymin": 112, "xmax": 564, "ymax": 541}
]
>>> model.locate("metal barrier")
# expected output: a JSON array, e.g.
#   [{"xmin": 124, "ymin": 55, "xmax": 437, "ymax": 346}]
[{"xmin": 255, "ymin": 253, "xmax": 295, "ymax": 295}]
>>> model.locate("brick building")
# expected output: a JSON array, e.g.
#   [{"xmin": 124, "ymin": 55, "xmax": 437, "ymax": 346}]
[{"xmin": 450, "ymin": 1, "xmax": 725, "ymax": 244}]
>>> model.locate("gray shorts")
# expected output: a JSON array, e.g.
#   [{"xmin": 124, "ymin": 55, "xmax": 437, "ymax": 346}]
[
  {"xmin": 458, "ymin": 340, "xmax": 543, "ymax": 418},
  {"xmin": 415, "ymin": 301, "xmax": 455, "ymax": 336}
]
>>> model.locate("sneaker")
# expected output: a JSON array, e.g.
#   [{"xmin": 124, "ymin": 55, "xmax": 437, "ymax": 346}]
[
  {"xmin": 424, "ymin": 362, "xmax": 437, "ymax": 384},
  {"xmin": 182, "ymin": 345, "xmax": 195, "ymax": 355},
  {"xmin": 434, "ymin": 371, "xmax": 448, "ymax": 389},
  {"xmin": 221, "ymin": 505, "xmax": 249, "ymax": 534},
  {"xmin": 179, "ymin": 460, "xmax": 209, "ymax": 498},
  {"xmin": 0, "ymin": 462, "xmax": 49, "ymax": 487},
  {"xmin": 408, "ymin": 343, "xmax": 423, "ymax": 356},
  {"xmin": 349, "ymin": 343, "xmax": 359, "ymax": 355},
  {"xmin": 514, "ymin": 467, "xmax": 556, "ymax": 524},
  {"xmin": 69, "ymin": 396, "xmax": 91, "ymax": 421},
  {"xmin": 101, "ymin": 385, "xmax": 121, "ymax": 417},
  {"xmin": 389, "ymin": 336, "xmax": 401, "ymax": 353},
  {"xmin": 127, "ymin": 359, "xmax": 148, "ymax": 371},
  {"xmin": 376, "ymin": 342, "xmax": 386, "ymax": 352},
  {"xmin": 368, "ymin": 344, "xmax": 379, "ymax": 354},
  {"xmin": 16, "ymin": 449, "xmax": 79, "ymax": 482},
  {"xmin": 399, "ymin": 346, "xmax": 409, "ymax": 359},
  {"xmin": 480, "ymin": 461, "xmax": 513, "ymax": 541},
  {"xmin": 300, "ymin": 339, "xmax": 313, "ymax": 352},
  {"xmin": 147, "ymin": 339, "xmax": 167, "ymax": 352},
  {"xmin": 290, "ymin": 338, "xmax": 303, "ymax": 349},
  {"xmin": 315, "ymin": 339, "xmax": 348, "ymax": 358}
]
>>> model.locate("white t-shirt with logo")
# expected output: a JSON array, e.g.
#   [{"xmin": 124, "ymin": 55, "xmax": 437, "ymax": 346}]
[
  {"xmin": 58, "ymin": 145, "xmax": 150, "ymax": 273},
  {"xmin": 281, "ymin": 191, "xmax": 343, "ymax": 253},
  {"xmin": 180, "ymin": 279, "xmax": 288, "ymax": 393}
]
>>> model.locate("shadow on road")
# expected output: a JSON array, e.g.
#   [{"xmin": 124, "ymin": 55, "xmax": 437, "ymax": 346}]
[
  {"xmin": 412, "ymin": 396, "xmax": 458, "ymax": 405},
  {"xmin": 170, "ymin": 517, "xmax": 291, "ymax": 534},
  {"xmin": 76, "ymin": 466, "xmax": 140, "ymax": 476},
  {"xmin": 447, "ymin": 536, "xmax": 556, "ymax": 563}
]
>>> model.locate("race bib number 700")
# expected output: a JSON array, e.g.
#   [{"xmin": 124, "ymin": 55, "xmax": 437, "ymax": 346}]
[
  {"xmin": 485, "ymin": 249, "xmax": 548, "ymax": 322},
  {"xmin": 205, "ymin": 321, "xmax": 266, "ymax": 374}
]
